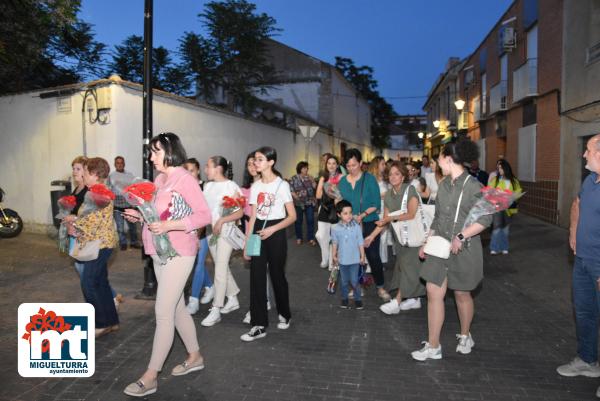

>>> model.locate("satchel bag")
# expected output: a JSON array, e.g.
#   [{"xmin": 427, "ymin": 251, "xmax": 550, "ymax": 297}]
[
  {"xmin": 222, "ymin": 223, "xmax": 246, "ymax": 250},
  {"xmin": 423, "ymin": 176, "xmax": 471, "ymax": 259},
  {"xmin": 69, "ymin": 239, "xmax": 101, "ymax": 262},
  {"xmin": 246, "ymin": 180, "xmax": 283, "ymax": 257}
]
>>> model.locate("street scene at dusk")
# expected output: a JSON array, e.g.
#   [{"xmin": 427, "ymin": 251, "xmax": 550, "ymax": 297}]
[{"xmin": 1, "ymin": 0, "xmax": 600, "ymax": 400}]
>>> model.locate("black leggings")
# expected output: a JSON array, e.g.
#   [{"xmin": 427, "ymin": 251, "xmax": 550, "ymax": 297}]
[
  {"xmin": 250, "ymin": 219, "xmax": 290, "ymax": 328},
  {"xmin": 362, "ymin": 220, "xmax": 385, "ymax": 288}
]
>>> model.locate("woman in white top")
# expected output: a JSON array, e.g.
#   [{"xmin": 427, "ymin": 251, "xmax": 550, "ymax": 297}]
[
  {"xmin": 241, "ymin": 146, "xmax": 296, "ymax": 342},
  {"xmin": 200, "ymin": 156, "xmax": 244, "ymax": 327}
]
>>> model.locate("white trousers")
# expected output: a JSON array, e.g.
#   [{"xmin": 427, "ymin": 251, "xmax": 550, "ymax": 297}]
[{"xmin": 208, "ymin": 233, "xmax": 240, "ymax": 308}]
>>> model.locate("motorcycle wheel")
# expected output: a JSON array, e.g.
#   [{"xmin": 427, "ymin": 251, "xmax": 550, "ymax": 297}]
[{"xmin": 0, "ymin": 208, "xmax": 24, "ymax": 238}]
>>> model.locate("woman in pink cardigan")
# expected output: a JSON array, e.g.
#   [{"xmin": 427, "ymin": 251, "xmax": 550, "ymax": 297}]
[{"xmin": 123, "ymin": 133, "xmax": 211, "ymax": 397}]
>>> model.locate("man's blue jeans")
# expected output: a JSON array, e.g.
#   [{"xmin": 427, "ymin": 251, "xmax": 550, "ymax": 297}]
[
  {"xmin": 339, "ymin": 263, "xmax": 361, "ymax": 302},
  {"xmin": 294, "ymin": 205, "xmax": 315, "ymax": 241},
  {"xmin": 113, "ymin": 210, "xmax": 138, "ymax": 246},
  {"xmin": 573, "ymin": 256, "xmax": 600, "ymax": 363},
  {"xmin": 191, "ymin": 238, "xmax": 213, "ymax": 298}
]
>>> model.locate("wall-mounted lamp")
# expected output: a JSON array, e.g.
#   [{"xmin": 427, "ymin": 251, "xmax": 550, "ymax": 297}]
[
  {"xmin": 454, "ymin": 99, "xmax": 466, "ymax": 112},
  {"xmin": 417, "ymin": 132, "xmax": 424, "ymax": 139},
  {"xmin": 433, "ymin": 120, "xmax": 440, "ymax": 128}
]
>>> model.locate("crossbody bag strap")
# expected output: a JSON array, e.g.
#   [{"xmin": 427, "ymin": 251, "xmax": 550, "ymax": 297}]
[
  {"xmin": 450, "ymin": 175, "xmax": 471, "ymax": 236},
  {"xmin": 359, "ymin": 174, "xmax": 366, "ymax": 213},
  {"xmin": 260, "ymin": 179, "xmax": 283, "ymax": 231}
]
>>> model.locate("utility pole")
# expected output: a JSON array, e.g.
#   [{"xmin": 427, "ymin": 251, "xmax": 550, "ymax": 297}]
[{"xmin": 137, "ymin": 0, "xmax": 157, "ymax": 299}]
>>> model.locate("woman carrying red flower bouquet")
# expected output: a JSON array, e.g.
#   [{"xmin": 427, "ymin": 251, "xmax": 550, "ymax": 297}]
[
  {"xmin": 66, "ymin": 157, "xmax": 120, "ymax": 339},
  {"xmin": 122, "ymin": 133, "xmax": 211, "ymax": 398},
  {"xmin": 199, "ymin": 155, "xmax": 244, "ymax": 327}
]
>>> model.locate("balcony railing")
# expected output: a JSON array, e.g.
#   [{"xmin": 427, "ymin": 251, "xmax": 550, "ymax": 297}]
[
  {"xmin": 513, "ymin": 58, "xmax": 538, "ymax": 103},
  {"xmin": 489, "ymin": 80, "xmax": 507, "ymax": 114}
]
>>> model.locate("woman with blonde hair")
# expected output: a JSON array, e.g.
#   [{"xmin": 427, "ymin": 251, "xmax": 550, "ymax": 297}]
[{"xmin": 368, "ymin": 156, "xmax": 391, "ymax": 264}]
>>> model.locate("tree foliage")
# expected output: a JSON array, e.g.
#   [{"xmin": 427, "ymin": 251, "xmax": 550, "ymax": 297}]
[
  {"xmin": 335, "ymin": 57, "xmax": 395, "ymax": 150},
  {"xmin": 0, "ymin": 0, "xmax": 106, "ymax": 94},
  {"xmin": 109, "ymin": 35, "xmax": 190, "ymax": 95},
  {"xmin": 178, "ymin": 0, "xmax": 279, "ymax": 112}
]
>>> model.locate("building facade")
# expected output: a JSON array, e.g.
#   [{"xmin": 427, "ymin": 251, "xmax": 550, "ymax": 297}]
[
  {"xmin": 426, "ymin": 0, "xmax": 564, "ymax": 225},
  {"xmin": 559, "ymin": 0, "xmax": 600, "ymax": 227},
  {"xmin": 389, "ymin": 114, "xmax": 426, "ymax": 160},
  {"xmin": 422, "ymin": 57, "xmax": 465, "ymax": 159}
]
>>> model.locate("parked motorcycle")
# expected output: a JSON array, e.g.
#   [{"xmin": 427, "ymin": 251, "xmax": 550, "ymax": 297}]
[{"xmin": 0, "ymin": 187, "xmax": 23, "ymax": 238}]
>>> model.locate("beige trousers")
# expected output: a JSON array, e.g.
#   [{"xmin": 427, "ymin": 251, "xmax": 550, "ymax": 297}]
[
  {"xmin": 208, "ymin": 233, "xmax": 240, "ymax": 307},
  {"xmin": 148, "ymin": 255, "xmax": 199, "ymax": 371}
]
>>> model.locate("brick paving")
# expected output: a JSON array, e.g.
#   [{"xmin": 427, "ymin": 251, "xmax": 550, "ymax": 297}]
[{"xmin": 1, "ymin": 215, "xmax": 598, "ymax": 400}]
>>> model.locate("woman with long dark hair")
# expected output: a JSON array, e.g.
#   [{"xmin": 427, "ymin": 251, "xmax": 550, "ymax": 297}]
[
  {"xmin": 412, "ymin": 138, "xmax": 492, "ymax": 361},
  {"xmin": 488, "ymin": 159, "xmax": 522, "ymax": 255},
  {"xmin": 315, "ymin": 154, "xmax": 341, "ymax": 269},
  {"xmin": 242, "ymin": 146, "xmax": 296, "ymax": 341}
]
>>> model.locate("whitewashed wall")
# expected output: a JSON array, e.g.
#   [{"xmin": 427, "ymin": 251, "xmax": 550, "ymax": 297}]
[
  {"xmin": 256, "ymin": 82, "xmax": 321, "ymax": 121},
  {"xmin": 331, "ymin": 73, "xmax": 371, "ymax": 147},
  {"xmin": 0, "ymin": 82, "xmax": 335, "ymax": 229}
]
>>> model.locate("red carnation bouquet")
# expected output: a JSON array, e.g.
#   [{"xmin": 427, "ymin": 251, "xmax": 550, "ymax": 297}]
[
  {"xmin": 462, "ymin": 186, "xmax": 524, "ymax": 230},
  {"xmin": 121, "ymin": 180, "xmax": 178, "ymax": 264},
  {"xmin": 324, "ymin": 173, "xmax": 342, "ymax": 201},
  {"xmin": 209, "ymin": 195, "xmax": 246, "ymax": 246},
  {"xmin": 78, "ymin": 184, "xmax": 116, "ymax": 216},
  {"xmin": 56, "ymin": 195, "xmax": 77, "ymax": 253}
]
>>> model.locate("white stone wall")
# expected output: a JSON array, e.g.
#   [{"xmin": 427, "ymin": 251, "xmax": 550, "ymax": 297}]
[
  {"xmin": 0, "ymin": 83, "xmax": 334, "ymax": 228},
  {"xmin": 330, "ymin": 73, "xmax": 371, "ymax": 147}
]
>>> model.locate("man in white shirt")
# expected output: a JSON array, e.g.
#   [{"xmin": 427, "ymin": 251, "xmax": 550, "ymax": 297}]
[{"xmin": 420, "ymin": 155, "xmax": 432, "ymax": 176}]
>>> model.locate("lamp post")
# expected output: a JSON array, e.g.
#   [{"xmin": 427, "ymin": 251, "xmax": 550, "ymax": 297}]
[
  {"xmin": 137, "ymin": 0, "xmax": 157, "ymax": 300},
  {"xmin": 298, "ymin": 125, "xmax": 319, "ymax": 164}
]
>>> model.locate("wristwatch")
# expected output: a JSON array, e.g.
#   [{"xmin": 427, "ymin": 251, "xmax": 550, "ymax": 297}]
[{"xmin": 457, "ymin": 232, "xmax": 466, "ymax": 242}]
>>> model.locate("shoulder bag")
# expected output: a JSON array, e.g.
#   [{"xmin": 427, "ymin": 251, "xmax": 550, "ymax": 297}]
[
  {"xmin": 423, "ymin": 175, "xmax": 470, "ymax": 259},
  {"xmin": 393, "ymin": 187, "xmax": 429, "ymax": 247},
  {"xmin": 246, "ymin": 179, "xmax": 283, "ymax": 257}
]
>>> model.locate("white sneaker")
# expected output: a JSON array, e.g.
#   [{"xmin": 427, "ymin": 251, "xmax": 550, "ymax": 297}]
[
  {"xmin": 456, "ymin": 333, "xmax": 475, "ymax": 354},
  {"xmin": 243, "ymin": 311, "xmax": 251, "ymax": 324},
  {"xmin": 221, "ymin": 295, "xmax": 240, "ymax": 314},
  {"xmin": 490, "ymin": 250, "xmax": 498, "ymax": 255},
  {"xmin": 502, "ymin": 250, "xmax": 509, "ymax": 255},
  {"xmin": 186, "ymin": 297, "xmax": 200, "ymax": 315},
  {"xmin": 320, "ymin": 262, "xmax": 328, "ymax": 269},
  {"xmin": 277, "ymin": 315, "xmax": 291, "ymax": 330},
  {"xmin": 240, "ymin": 326, "xmax": 266, "ymax": 342},
  {"xmin": 557, "ymin": 357, "xmax": 600, "ymax": 377},
  {"xmin": 200, "ymin": 307, "xmax": 221, "ymax": 327},
  {"xmin": 411, "ymin": 342, "xmax": 442, "ymax": 361},
  {"xmin": 399, "ymin": 298, "xmax": 421, "ymax": 311},
  {"xmin": 200, "ymin": 286, "xmax": 215, "ymax": 304},
  {"xmin": 267, "ymin": 301, "xmax": 272, "ymax": 311},
  {"xmin": 379, "ymin": 299, "xmax": 401, "ymax": 315}
]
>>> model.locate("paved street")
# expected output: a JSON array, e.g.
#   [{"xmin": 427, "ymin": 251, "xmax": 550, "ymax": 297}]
[{"xmin": 0, "ymin": 215, "xmax": 597, "ymax": 401}]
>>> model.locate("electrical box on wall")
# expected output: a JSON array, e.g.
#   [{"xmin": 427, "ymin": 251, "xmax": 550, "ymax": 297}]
[{"xmin": 95, "ymin": 86, "xmax": 112, "ymax": 110}]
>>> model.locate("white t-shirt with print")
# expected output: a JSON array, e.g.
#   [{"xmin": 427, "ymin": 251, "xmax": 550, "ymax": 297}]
[
  {"xmin": 203, "ymin": 180, "xmax": 242, "ymax": 225},
  {"xmin": 250, "ymin": 177, "xmax": 293, "ymax": 220}
]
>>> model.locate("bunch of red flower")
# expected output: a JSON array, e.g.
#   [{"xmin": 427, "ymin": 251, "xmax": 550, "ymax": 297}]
[
  {"xmin": 58, "ymin": 195, "xmax": 77, "ymax": 210},
  {"xmin": 88, "ymin": 184, "xmax": 116, "ymax": 208},
  {"xmin": 222, "ymin": 196, "xmax": 246, "ymax": 211},
  {"xmin": 123, "ymin": 182, "xmax": 156, "ymax": 205},
  {"xmin": 480, "ymin": 186, "xmax": 514, "ymax": 211}
]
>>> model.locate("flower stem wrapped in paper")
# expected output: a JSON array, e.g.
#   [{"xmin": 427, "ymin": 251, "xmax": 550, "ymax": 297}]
[
  {"xmin": 122, "ymin": 180, "xmax": 179, "ymax": 264},
  {"xmin": 462, "ymin": 186, "xmax": 525, "ymax": 230},
  {"xmin": 56, "ymin": 195, "xmax": 77, "ymax": 253},
  {"xmin": 209, "ymin": 195, "xmax": 246, "ymax": 247}
]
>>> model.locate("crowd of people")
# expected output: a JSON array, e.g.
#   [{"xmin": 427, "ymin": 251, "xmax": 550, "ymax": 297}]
[{"xmin": 65, "ymin": 130, "xmax": 588, "ymax": 398}]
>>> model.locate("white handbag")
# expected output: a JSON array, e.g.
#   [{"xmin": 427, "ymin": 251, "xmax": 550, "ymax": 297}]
[
  {"xmin": 222, "ymin": 223, "xmax": 246, "ymax": 250},
  {"xmin": 391, "ymin": 187, "xmax": 430, "ymax": 247},
  {"xmin": 423, "ymin": 176, "xmax": 470, "ymax": 259},
  {"xmin": 69, "ymin": 239, "xmax": 101, "ymax": 262}
]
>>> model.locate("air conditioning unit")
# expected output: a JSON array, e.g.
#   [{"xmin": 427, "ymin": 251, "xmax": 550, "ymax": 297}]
[{"xmin": 502, "ymin": 27, "xmax": 517, "ymax": 51}]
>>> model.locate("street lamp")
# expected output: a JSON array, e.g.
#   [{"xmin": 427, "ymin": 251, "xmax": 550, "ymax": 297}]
[
  {"xmin": 454, "ymin": 99, "xmax": 466, "ymax": 112},
  {"xmin": 417, "ymin": 132, "xmax": 424, "ymax": 139},
  {"xmin": 433, "ymin": 120, "xmax": 440, "ymax": 128}
]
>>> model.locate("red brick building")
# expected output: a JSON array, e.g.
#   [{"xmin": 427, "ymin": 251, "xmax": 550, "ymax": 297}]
[{"xmin": 425, "ymin": 0, "xmax": 563, "ymax": 224}]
